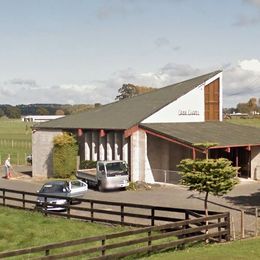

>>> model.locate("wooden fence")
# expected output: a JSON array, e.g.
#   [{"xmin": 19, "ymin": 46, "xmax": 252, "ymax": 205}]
[
  {"xmin": 0, "ymin": 188, "xmax": 223, "ymax": 227},
  {"xmin": 0, "ymin": 214, "xmax": 230, "ymax": 259},
  {"xmin": 0, "ymin": 188, "xmax": 230, "ymax": 259}
]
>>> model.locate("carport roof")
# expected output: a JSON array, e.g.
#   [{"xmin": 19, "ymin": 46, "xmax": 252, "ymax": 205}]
[
  {"xmin": 35, "ymin": 70, "xmax": 221, "ymax": 130},
  {"xmin": 140, "ymin": 122, "xmax": 260, "ymax": 148}
]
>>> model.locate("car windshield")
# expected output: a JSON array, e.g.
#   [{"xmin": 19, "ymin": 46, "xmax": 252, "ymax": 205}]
[
  {"xmin": 106, "ymin": 162, "xmax": 127, "ymax": 176},
  {"xmin": 40, "ymin": 183, "xmax": 66, "ymax": 193}
]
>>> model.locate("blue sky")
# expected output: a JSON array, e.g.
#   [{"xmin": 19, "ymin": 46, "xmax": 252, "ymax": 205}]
[{"xmin": 0, "ymin": 0, "xmax": 260, "ymax": 107}]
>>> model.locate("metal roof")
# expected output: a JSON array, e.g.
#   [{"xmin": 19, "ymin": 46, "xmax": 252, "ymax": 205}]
[
  {"xmin": 35, "ymin": 70, "xmax": 221, "ymax": 130},
  {"xmin": 140, "ymin": 122, "xmax": 260, "ymax": 148}
]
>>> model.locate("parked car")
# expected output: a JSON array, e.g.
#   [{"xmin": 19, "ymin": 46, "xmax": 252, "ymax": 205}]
[{"xmin": 36, "ymin": 180, "xmax": 88, "ymax": 211}]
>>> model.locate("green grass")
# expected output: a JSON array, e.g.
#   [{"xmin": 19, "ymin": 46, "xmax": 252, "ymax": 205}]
[
  {"xmin": 0, "ymin": 118, "xmax": 33, "ymax": 164},
  {"xmin": 144, "ymin": 237, "xmax": 260, "ymax": 260},
  {"xmin": 226, "ymin": 118, "xmax": 260, "ymax": 128},
  {"xmin": 0, "ymin": 206, "xmax": 176, "ymax": 259}
]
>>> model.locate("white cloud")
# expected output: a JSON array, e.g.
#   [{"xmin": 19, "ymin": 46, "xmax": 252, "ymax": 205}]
[
  {"xmin": 239, "ymin": 59, "xmax": 260, "ymax": 72},
  {"xmin": 223, "ymin": 59, "xmax": 260, "ymax": 107},
  {"xmin": 1, "ymin": 59, "xmax": 259, "ymax": 109}
]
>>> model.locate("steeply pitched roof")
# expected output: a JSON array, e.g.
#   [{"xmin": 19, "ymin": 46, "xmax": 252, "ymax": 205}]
[
  {"xmin": 140, "ymin": 122, "xmax": 260, "ymax": 148},
  {"xmin": 36, "ymin": 70, "xmax": 221, "ymax": 130}
]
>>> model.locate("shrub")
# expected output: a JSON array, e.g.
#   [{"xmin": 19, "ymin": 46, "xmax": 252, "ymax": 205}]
[{"xmin": 53, "ymin": 133, "xmax": 78, "ymax": 178}]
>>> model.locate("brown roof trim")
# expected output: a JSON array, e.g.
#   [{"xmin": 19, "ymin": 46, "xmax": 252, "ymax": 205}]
[{"xmin": 140, "ymin": 125, "xmax": 204, "ymax": 153}]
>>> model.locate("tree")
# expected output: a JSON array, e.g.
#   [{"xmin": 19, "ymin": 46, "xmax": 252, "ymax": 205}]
[
  {"xmin": 5, "ymin": 106, "xmax": 21, "ymax": 118},
  {"xmin": 0, "ymin": 108, "xmax": 4, "ymax": 117},
  {"xmin": 53, "ymin": 133, "xmax": 78, "ymax": 178},
  {"xmin": 115, "ymin": 84, "xmax": 156, "ymax": 100},
  {"xmin": 178, "ymin": 158, "xmax": 238, "ymax": 217},
  {"xmin": 36, "ymin": 107, "xmax": 49, "ymax": 115},
  {"xmin": 55, "ymin": 109, "xmax": 65, "ymax": 115}
]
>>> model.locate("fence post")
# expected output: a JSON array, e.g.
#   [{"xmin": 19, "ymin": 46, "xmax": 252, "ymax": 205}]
[
  {"xmin": 67, "ymin": 199, "xmax": 71, "ymax": 219},
  {"xmin": 225, "ymin": 212, "xmax": 231, "ymax": 242},
  {"xmin": 164, "ymin": 170, "xmax": 167, "ymax": 183},
  {"xmin": 255, "ymin": 208, "xmax": 258, "ymax": 237},
  {"xmin": 91, "ymin": 202, "xmax": 94, "ymax": 222},
  {"xmin": 121, "ymin": 205, "xmax": 124, "ymax": 225},
  {"xmin": 44, "ymin": 197, "xmax": 48, "ymax": 216},
  {"xmin": 3, "ymin": 190, "xmax": 5, "ymax": 206},
  {"xmin": 45, "ymin": 249, "xmax": 50, "ymax": 256},
  {"xmin": 101, "ymin": 239, "xmax": 106, "ymax": 256},
  {"xmin": 22, "ymin": 193, "xmax": 25, "ymax": 208},
  {"xmin": 241, "ymin": 210, "xmax": 245, "ymax": 239},
  {"xmin": 151, "ymin": 208, "xmax": 155, "ymax": 226}
]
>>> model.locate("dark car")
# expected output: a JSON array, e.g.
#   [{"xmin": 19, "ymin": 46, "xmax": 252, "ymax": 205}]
[{"xmin": 36, "ymin": 180, "xmax": 88, "ymax": 211}]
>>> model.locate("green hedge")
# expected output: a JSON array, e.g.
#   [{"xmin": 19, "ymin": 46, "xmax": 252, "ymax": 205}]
[{"xmin": 53, "ymin": 133, "xmax": 78, "ymax": 178}]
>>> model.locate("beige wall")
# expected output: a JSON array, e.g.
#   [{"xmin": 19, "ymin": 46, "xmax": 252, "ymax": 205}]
[
  {"xmin": 32, "ymin": 129, "xmax": 62, "ymax": 178},
  {"xmin": 251, "ymin": 146, "xmax": 260, "ymax": 180}
]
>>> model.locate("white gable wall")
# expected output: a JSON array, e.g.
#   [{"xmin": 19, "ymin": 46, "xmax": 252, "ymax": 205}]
[
  {"xmin": 142, "ymin": 72, "xmax": 222, "ymax": 124},
  {"xmin": 142, "ymin": 85, "xmax": 205, "ymax": 123}
]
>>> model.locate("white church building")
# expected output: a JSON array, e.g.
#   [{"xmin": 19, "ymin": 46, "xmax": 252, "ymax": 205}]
[{"xmin": 32, "ymin": 70, "xmax": 260, "ymax": 182}]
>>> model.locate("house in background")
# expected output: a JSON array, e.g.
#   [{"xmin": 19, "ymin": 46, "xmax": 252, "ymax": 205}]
[
  {"xmin": 32, "ymin": 70, "xmax": 260, "ymax": 182},
  {"xmin": 22, "ymin": 115, "xmax": 65, "ymax": 123}
]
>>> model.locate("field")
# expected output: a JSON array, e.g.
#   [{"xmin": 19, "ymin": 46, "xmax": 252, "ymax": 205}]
[
  {"xmin": 226, "ymin": 118, "xmax": 260, "ymax": 128},
  {"xmin": 0, "ymin": 118, "xmax": 32, "ymax": 165},
  {"xmin": 1, "ymin": 207, "xmax": 260, "ymax": 259},
  {"xmin": 147, "ymin": 237, "xmax": 260, "ymax": 260}
]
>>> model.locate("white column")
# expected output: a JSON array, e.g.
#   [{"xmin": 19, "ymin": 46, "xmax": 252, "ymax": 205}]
[
  {"xmin": 92, "ymin": 131, "xmax": 98, "ymax": 161},
  {"xmin": 85, "ymin": 132, "xmax": 91, "ymax": 160},
  {"xmin": 114, "ymin": 132, "xmax": 122, "ymax": 160},
  {"xmin": 106, "ymin": 132, "xmax": 113, "ymax": 160},
  {"xmin": 122, "ymin": 136, "xmax": 129, "ymax": 163},
  {"xmin": 99, "ymin": 135, "xmax": 105, "ymax": 161}
]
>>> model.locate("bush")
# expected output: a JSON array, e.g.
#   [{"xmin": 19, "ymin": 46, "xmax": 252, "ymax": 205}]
[
  {"xmin": 53, "ymin": 133, "xmax": 78, "ymax": 178},
  {"xmin": 79, "ymin": 160, "xmax": 97, "ymax": 169}
]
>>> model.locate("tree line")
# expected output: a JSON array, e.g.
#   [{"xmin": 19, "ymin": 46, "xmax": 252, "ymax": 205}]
[
  {"xmin": 1, "ymin": 83, "xmax": 259, "ymax": 119},
  {"xmin": 0, "ymin": 104, "xmax": 98, "ymax": 119},
  {"xmin": 224, "ymin": 97, "xmax": 260, "ymax": 115}
]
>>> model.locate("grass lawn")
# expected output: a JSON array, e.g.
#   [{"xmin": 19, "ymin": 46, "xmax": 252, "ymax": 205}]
[
  {"xmin": 0, "ymin": 206, "xmax": 176, "ymax": 259},
  {"xmin": 0, "ymin": 206, "xmax": 130, "ymax": 258},
  {"xmin": 0, "ymin": 118, "xmax": 33, "ymax": 164},
  {"xmin": 145, "ymin": 237, "xmax": 260, "ymax": 260},
  {"xmin": 226, "ymin": 118, "xmax": 260, "ymax": 128}
]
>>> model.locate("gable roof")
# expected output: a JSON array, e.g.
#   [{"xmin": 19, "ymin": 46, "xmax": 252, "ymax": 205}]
[
  {"xmin": 140, "ymin": 122, "xmax": 260, "ymax": 148},
  {"xmin": 36, "ymin": 70, "xmax": 221, "ymax": 130}
]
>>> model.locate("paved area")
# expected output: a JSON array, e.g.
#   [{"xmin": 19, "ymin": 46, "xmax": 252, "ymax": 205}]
[{"xmin": 1, "ymin": 165, "xmax": 260, "ymax": 238}]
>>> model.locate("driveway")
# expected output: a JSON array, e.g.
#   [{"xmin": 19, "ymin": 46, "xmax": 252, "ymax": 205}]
[{"xmin": 1, "ymin": 165, "xmax": 260, "ymax": 238}]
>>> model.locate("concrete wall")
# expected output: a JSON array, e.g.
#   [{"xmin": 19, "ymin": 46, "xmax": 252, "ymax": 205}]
[
  {"xmin": 251, "ymin": 146, "xmax": 260, "ymax": 180},
  {"xmin": 32, "ymin": 129, "xmax": 62, "ymax": 178},
  {"xmin": 146, "ymin": 134, "xmax": 195, "ymax": 183},
  {"xmin": 130, "ymin": 129, "xmax": 150, "ymax": 182}
]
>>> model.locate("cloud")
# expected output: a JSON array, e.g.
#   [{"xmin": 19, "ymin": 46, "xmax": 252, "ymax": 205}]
[
  {"xmin": 233, "ymin": 14, "xmax": 260, "ymax": 26},
  {"xmin": 154, "ymin": 37, "xmax": 181, "ymax": 51},
  {"xmin": 1, "ymin": 59, "xmax": 259, "ymax": 108},
  {"xmin": 239, "ymin": 59, "xmax": 260, "ymax": 72},
  {"xmin": 244, "ymin": 0, "xmax": 260, "ymax": 8},
  {"xmin": 223, "ymin": 59, "xmax": 260, "ymax": 107}
]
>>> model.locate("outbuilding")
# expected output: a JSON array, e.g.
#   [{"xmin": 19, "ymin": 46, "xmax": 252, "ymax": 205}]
[{"xmin": 32, "ymin": 70, "xmax": 260, "ymax": 182}]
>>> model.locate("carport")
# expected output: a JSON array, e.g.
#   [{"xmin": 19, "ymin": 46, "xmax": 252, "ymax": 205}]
[{"xmin": 140, "ymin": 122, "xmax": 260, "ymax": 183}]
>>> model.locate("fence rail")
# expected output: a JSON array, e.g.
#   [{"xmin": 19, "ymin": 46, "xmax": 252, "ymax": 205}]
[
  {"xmin": 0, "ymin": 188, "xmax": 230, "ymax": 259},
  {"xmin": 0, "ymin": 188, "xmax": 222, "ymax": 227}
]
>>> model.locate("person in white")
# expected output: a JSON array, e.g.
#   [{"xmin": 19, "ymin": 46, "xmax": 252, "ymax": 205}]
[{"xmin": 4, "ymin": 156, "xmax": 12, "ymax": 179}]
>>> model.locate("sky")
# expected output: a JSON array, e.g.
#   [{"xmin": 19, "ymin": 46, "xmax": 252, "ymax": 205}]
[{"xmin": 0, "ymin": 0, "xmax": 260, "ymax": 108}]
